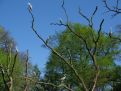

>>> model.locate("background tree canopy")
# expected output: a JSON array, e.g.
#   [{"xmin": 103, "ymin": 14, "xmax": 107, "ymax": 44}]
[
  {"xmin": 45, "ymin": 23, "xmax": 121, "ymax": 91},
  {"xmin": 0, "ymin": 27, "xmax": 42, "ymax": 91}
]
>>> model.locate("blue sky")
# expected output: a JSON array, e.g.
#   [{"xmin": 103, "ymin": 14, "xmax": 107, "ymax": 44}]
[{"xmin": 0, "ymin": 0, "xmax": 121, "ymax": 73}]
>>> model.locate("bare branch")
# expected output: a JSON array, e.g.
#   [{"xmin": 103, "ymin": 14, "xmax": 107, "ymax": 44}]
[
  {"xmin": 24, "ymin": 77, "xmax": 74, "ymax": 91},
  {"xmin": 79, "ymin": 7, "xmax": 90, "ymax": 25},
  {"xmin": 10, "ymin": 51, "xmax": 18, "ymax": 76},
  {"xmin": 103, "ymin": 0, "xmax": 121, "ymax": 16},
  {"xmin": 93, "ymin": 19, "xmax": 104, "ymax": 55},
  {"xmin": 78, "ymin": 6, "xmax": 98, "ymax": 44},
  {"xmin": 79, "ymin": 6, "xmax": 98, "ymax": 28},
  {"xmin": 97, "ymin": 19, "xmax": 104, "ymax": 38},
  {"xmin": 61, "ymin": 0, "xmax": 69, "ymax": 23},
  {"xmin": 28, "ymin": 5, "xmax": 88, "ymax": 91},
  {"xmin": 90, "ymin": 6, "xmax": 98, "ymax": 28}
]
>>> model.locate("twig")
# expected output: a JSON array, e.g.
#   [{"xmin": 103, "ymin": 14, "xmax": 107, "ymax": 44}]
[
  {"xmin": 61, "ymin": 0, "xmax": 69, "ymax": 23},
  {"xmin": 79, "ymin": 6, "xmax": 98, "ymax": 28},
  {"xmin": 78, "ymin": 6, "xmax": 98, "ymax": 42},
  {"xmin": 93, "ymin": 19, "xmax": 104, "ymax": 55}
]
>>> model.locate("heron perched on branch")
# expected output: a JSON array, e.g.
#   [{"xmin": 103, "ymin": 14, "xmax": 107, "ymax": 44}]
[
  {"xmin": 15, "ymin": 46, "xmax": 19, "ymax": 52},
  {"xmin": 59, "ymin": 18, "xmax": 63, "ymax": 24},
  {"xmin": 28, "ymin": 2, "xmax": 32, "ymax": 11},
  {"xmin": 60, "ymin": 74, "xmax": 66, "ymax": 82}
]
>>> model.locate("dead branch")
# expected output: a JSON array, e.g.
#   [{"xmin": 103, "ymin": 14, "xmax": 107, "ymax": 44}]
[
  {"xmin": 61, "ymin": 0, "xmax": 69, "ymax": 23},
  {"xmin": 103, "ymin": 0, "xmax": 121, "ymax": 16},
  {"xmin": 24, "ymin": 77, "xmax": 74, "ymax": 91},
  {"xmin": 93, "ymin": 19, "xmax": 104, "ymax": 55},
  {"xmin": 10, "ymin": 51, "xmax": 18, "ymax": 76},
  {"xmin": 79, "ymin": 6, "xmax": 98, "ymax": 28},
  {"xmin": 28, "ymin": 4, "xmax": 88, "ymax": 91},
  {"xmin": 78, "ymin": 6, "xmax": 98, "ymax": 43}
]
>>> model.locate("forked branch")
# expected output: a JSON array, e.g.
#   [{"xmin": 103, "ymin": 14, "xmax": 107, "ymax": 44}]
[{"xmin": 103, "ymin": 0, "xmax": 121, "ymax": 16}]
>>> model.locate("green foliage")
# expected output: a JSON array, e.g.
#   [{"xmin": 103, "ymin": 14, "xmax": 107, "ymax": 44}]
[
  {"xmin": 45, "ymin": 23, "xmax": 121, "ymax": 90},
  {"xmin": 0, "ymin": 27, "xmax": 42, "ymax": 91}
]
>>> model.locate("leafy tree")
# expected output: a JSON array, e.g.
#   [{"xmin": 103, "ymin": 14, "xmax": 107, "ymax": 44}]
[
  {"xmin": 0, "ymin": 27, "xmax": 26, "ymax": 91},
  {"xmin": 0, "ymin": 27, "xmax": 43, "ymax": 91},
  {"xmin": 45, "ymin": 23, "xmax": 121, "ymax": 90}
]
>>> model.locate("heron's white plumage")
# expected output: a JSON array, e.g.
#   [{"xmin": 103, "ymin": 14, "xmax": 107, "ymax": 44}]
[
  {"xmin": 60, "ymin": 74, "xmax": 66, "ymax": 81},
  {"xmin": 28, "ymin": 2, "xmax": 32, "ymax": 11},
  {"xmin": 59, "ymin": 18, "xmax": 63, "ymax": 23},
  {"xmin": 33, "ymin": 71, "xmax": 36, "ymax": 76},
  {"xmin": 15, "ymin": 46, "xmax": 19, "ymax": 52}
]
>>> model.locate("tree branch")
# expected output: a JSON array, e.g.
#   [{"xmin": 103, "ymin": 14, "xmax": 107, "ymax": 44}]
[
  {"xmin": 24, "ymin": 77, "xmax": 74, "ymax": 91},
  {"xmin": 0, "ymin": 64, "xmax": 9, "ymax": 91},
  {"xmin": 79, "ymin": 6, "xmax": 98, "ymax": 28},
  {"xmin": 61, "ymin": 0, "xmax": 69, "ymax": 23},
  {"xmin": 103, "ymin": 0, "xmax": 121, "ymax": 16},
  {"xmin": 28, "ymin": 5, "xmax": 88, "ymax": 91},
  {"xmin": 10, "ymin": 51, "xmax": 18, "ymax": 76}
]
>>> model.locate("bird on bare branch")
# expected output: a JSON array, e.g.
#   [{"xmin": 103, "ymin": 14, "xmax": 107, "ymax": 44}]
[
  {"xmin": 28, "ymin": 2, "xmax": 32, "ymax": 11},
  {"xmin": 60, "ymin": 74, "xmax": 66, "ymax": 83}
]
